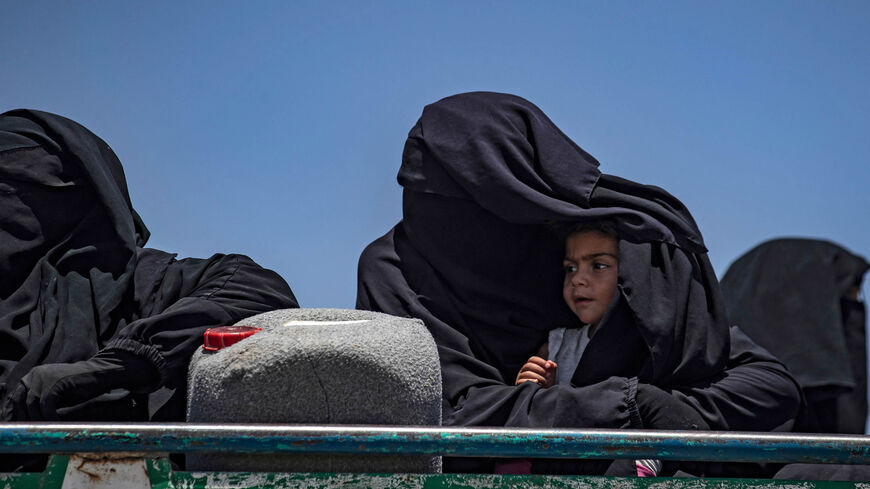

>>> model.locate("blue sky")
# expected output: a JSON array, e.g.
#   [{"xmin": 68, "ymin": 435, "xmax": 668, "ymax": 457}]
[{"xmin": 2, "ymin": 1, "xmax": 868, "ymax": 309}]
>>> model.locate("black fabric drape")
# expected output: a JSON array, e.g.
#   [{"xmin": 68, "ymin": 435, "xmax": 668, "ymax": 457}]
[
  {"xmin": 0, "ymin": 109, "xmax": 298, "ymax": 426},
  {"xmin": 721, "ymin": 238, "xmax": 869, "ymax": 433},
  {"xmin": 0, "ymin": 109, "xmax": 149, "ymax": 401},
  {"xmin": 357, "ymin": 93, "xmax": 800, "ymax": 474},
  {"xmin": 391, "ymin": 92, "xmax": 728, "ymax": 387}
]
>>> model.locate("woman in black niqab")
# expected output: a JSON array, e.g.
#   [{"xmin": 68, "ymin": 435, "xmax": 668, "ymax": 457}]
[
  {"xmin": 357, "ymin": 92, "xmax": 801, "ymax": 474},
  {"xmin": 0, "ymin": 109, "xmax": 298, "ymax": 433},
  {"xmin": 722, "ymin": 239, "xmax": 870, "ymax": 481},
  {"xmin": 0, "ymin": 110, "xmax": 151, "ymax": 407},
  {"xmin": 721, "ymin": 238, "xmax": 869, "ymax": 433}
]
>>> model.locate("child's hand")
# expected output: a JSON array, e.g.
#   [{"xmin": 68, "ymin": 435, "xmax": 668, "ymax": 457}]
[{"xmin": 515, "ymin": 356, "xmax": 557, "ymax": 388}]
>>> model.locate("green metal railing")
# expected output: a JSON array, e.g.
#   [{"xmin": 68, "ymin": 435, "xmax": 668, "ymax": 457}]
[
  {"xmin": 1, "ymin": 424, "xmax": 868, "ymax": 488},
  {"xmin": 2, "ymin": 423, "xmax": 870, "ymax": 464}
]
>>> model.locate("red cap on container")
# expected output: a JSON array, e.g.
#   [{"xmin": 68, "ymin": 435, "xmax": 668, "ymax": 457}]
[{"xmin": 203, "ymin": 325, "xmax": 262, "ymax": 351}]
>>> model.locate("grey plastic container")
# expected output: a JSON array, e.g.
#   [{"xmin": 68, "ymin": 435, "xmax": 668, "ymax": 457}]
[{"xmin": 186, "ymin": 308, "xmax": 442, "ymax": 473}]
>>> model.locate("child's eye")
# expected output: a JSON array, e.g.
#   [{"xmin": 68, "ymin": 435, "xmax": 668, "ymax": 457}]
[
  {"xmin": 563, "ymin": 264, "xmax": 577, "ymax": 274},
  {"xmin": 593, "ymin": 262, "xmax": 611, "ymax": 270}
]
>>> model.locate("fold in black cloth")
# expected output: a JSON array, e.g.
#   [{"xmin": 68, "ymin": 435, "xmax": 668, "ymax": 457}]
[{"xmin": 357, "ymin": 92, "xmax": 800, "ymax": 474}]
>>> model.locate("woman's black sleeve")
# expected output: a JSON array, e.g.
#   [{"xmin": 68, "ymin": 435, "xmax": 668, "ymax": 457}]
[
  {"xmin": 446, "ymin": 327, "xmax": 801, "ymax": 432},
  {"xmin": 105, "ymin": 251, "xmax": 298, "ymax": 388},
  {"xmin": 669, "ymin": 326, "xmax": 802, "ymax": 431},
  {"xmin": 442, "ymin": 353, "xmax": 642, "ymax": 429},
  {"xmin": 358, "ymin": 236, "xmax": 643, "ymax": 430}
]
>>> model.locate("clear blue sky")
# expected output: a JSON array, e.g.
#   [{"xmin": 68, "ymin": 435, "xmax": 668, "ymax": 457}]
[{"xmin": 2, "ymin": 1, "xmax": 868, "ymax": 309}]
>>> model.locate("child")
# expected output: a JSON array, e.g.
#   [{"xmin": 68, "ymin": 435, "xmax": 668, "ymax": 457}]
[
  {"xmin": 503, "ymin": 223, "xmax": 661, "ymax": 477},
  {"xmin": 515, "ymin": 223, "xmax": 618, "ymax": 389}
]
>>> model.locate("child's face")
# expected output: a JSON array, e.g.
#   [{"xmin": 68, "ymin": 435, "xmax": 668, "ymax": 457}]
[{"xmin": 562, "ymin": 230, "xmax": 619, "ymax": 328}]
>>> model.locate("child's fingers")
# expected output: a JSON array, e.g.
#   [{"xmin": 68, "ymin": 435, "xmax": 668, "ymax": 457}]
[
  {"xmin": 519, "ymin": 362, "xmax": 548, "ymax": 377},
  {"xmin": 546, "ymin": 367, "xmax": 557, "ymax": 385},
  {"xmin": 516, "ymin": 356, "xmax": 557, "ymax": 386},
  {"xmin": 516, "ymin": 371, "xmax": 547, "ymax": 385},
  {"xmin": 526, "ymin": 356, "xmax": 550, "ymax": 367},
  {"xmin": 537, "ymin": 359, "xmax": 558, "ymax": 382}
]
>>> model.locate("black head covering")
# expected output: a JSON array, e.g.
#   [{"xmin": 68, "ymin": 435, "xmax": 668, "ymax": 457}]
[
  {"xmin": 358, "ymin": 93, "xmax": 731, "ymax": 426},
  {"xmin": 721, "ymin": 238, "xmax": 869, "ymax": 433},
  {"xmin": 0, "ymin": 109, "xmax": 147, "ymax": 400}
]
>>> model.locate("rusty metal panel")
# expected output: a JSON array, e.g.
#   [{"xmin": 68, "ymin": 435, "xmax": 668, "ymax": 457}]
[{"xmin": 60, "ymin": 453, "xmax": 153, "ymax": 489}]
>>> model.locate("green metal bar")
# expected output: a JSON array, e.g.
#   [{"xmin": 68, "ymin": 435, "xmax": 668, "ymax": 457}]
[{"xmin": 2, "ymin": 423, "xmax": 870, "ymax": 464}]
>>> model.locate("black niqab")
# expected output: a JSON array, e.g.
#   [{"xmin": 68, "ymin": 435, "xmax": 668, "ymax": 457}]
[
  {"xmin": 357, "ymin": 93, "xmax": 749, "ymax": 432},
  {"xmin": 0, "ymin": 109, "xmax": 149, "ymax": 401},
  {"xmin": 721, "ymin": 238, "xmax": 869, "ymax": 433}
]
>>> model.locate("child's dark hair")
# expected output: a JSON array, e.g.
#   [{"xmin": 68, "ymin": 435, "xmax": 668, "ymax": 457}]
[{"xmin": 549, "ymin": 219, "xmax": 620, "ymax": 242}]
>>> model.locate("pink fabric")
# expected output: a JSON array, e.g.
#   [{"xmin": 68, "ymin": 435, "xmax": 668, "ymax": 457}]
[{"xmin": 635, "ymin": 459, "xmax": 663, "ymax": 477}]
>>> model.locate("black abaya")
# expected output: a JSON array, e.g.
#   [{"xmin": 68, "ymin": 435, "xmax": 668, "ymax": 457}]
[
  {"xmin": 721, "ymin": 238, "xmax": 869, "ymax": 434},
  {"xmin": 357, "ymin": 92, "xmax": 801, "ymax": 474},
  {"xmin": 0, "ymin": 109, "xmax": 298, "ymax": 427}
]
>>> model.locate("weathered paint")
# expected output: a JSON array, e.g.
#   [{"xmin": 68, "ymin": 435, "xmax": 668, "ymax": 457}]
[
  {"xmin": 1, "ymin": 456, "xmax": 869, "ymax": 489},
  {"xmin": 174, "ymin": 472, "xmax": 870, "ymax": 489},
  {"xmin": 0, "ymin": 455, "xmax": 68, "ymax": 489},
  {"xmin": 147, "ymin": 457, "xmax": 173, "ymax": 489},
  {"xmin": 60, "ymin": 453, "xmax": 153, "ymax": 489},
  {"xmin": 15, "ymin": 466, "xmax": 870, "ymax": 489},
  {"xmin": 1, "ymin": 424, "xmax": 869, "ymax": 464},
  {"xmin": 167, "ymin": 473, "xmax": 870, "ymax": 489}
]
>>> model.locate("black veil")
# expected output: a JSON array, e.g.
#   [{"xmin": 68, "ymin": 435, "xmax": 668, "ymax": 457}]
[
  {"xmin": 0, "ymin": 109, "xmax": 149, "ymax": 401},
  {"xmin": 357, "ymin": 92, "xmax": 736, "ymax": 430},
  {"xmin": 721, "ymin": 238, "xmax": 869, "ymax": 433}
]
